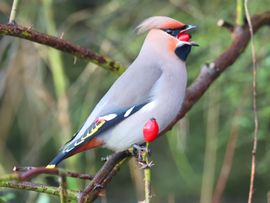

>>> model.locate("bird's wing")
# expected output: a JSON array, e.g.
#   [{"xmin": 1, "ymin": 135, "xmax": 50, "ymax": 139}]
[
  {"xmin": 74, "ymin": 60, "xmax": 163, "ymax": 141},
  {"xmin": 47, "ymin": 60, "xmax": 162, "ymax": 168},
  {"xmin": 63, "ymin": 102, "xmax": 147, "ymax": 151},
  {"xmin": 47, "ymin": 103, "xmax": 147, "ymax": 168}
]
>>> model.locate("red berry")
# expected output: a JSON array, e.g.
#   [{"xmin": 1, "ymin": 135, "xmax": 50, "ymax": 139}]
[
  {"xmin": 177, "ymin": 32, "xmax": 191, "ymax": 42},
  {"xmin": 143, "ymin": 118, "xmax": 159, "ymax": 142}
]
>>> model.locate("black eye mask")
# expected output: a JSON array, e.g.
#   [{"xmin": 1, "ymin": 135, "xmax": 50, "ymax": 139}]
[{"xmin": 161, "ymin": 25, "xmax": 188, "ymax": 37}]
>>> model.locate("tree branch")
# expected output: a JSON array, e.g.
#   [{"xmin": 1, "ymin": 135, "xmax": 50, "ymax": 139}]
[
  {"xmin": 0, "ymin": 181, "xmax": 78, "ymax": 200},
  {"xmin": 78, "ymin": 151, "xmax": 131, "ymax": 203},
  {"xmin": 0, "ymin": 24, "xmax": 125, "ymax": 75},
  {"xmin": 0, "ymin": 11, "xmax": 269, "ymax": 203},
  {"xmin": 13, "ymin": 166, "xmax": 93, "ymax": 181}
]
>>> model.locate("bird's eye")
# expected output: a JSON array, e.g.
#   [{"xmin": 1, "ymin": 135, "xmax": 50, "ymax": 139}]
[
  {"xmin": 165, "ymin": 29, "xmax": 173, "ymax": 35},
  {"xmin": 163, "ymin": 29, "xmax": 180, "ymax": 37}
]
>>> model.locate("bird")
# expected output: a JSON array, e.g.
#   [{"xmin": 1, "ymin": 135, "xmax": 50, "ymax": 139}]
[{"xmin": 46, "ymin": 16, "xmax": 198, "ymax": 168}]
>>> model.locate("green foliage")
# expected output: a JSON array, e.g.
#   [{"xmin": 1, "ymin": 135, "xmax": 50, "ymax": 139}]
[{"xmin": 0, "ymin": 0, "xmax": 269, "ymax": 202}]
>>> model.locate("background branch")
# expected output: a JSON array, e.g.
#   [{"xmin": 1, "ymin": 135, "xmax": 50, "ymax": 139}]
[
  {"xmin": 0, "ymin": 181, "xmax": 78, "ymax": 200},
  {"xmin": 8, "ymin": 0, "xmax": 19, "ymax": 24},
  {"xmin": 0, "ymin": 24, "xmax": 125, "ymax": 75},
  {"xmin": 244, "ymin": 1, "xmax": 259, "ymax": 202}
]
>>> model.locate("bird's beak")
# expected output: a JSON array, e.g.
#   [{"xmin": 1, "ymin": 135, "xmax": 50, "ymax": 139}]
[
  {"xmin": 180, "ymin": 24, "xmax": 197, "ymax": 33},
  {"xmin": 188, "ymin": 41, "xmax": 199, "ymax": 46},
  {"xmin": 178, "ymin": 24, "xmax": 199, "ymax": 46}
]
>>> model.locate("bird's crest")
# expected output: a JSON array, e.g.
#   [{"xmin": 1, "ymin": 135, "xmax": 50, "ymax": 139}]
[{"xmin": 136, "ymin": 16, "xmax": 185, "ymax": 34}]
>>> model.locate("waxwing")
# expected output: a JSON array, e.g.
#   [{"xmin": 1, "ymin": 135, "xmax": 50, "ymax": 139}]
[{"xmin": 47, "ymin": 16, "xmax": 197, "ymax": 168}]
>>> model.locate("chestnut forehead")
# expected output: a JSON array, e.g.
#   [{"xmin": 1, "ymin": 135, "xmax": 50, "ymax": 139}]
[{"xmin": 160, "ymin": 20, "xmax": 185, "ymax": 29}]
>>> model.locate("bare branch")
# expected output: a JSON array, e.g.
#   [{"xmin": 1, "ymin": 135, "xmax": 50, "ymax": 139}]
[
  {"xmin": 0, "ymin": 24, "xmax": 125, "ymax": 75},
  {"xmin": 0, "ymin": 181, "xmax": 78, "ymax": 200},
  {"xmin": 217, "ymin": 19, "xmax": 234, "ymax": 32},
  {"xmin": 59, "ymin": 172, "xmax": 68, "ymax": 203},
  {"xmin": 245, "ymin": 1, "xmax": 259, "ymax": 203},
  {"xmin": 9, "ymin": 0, "xmax": 19, "ymax": 24},
  {"xmin": 78, "ymin": 151, "xmax": 131, "ymax": 203},
  {"xmin": 13, "ymin": 166, "xmax": 93, "ymax": 181}
]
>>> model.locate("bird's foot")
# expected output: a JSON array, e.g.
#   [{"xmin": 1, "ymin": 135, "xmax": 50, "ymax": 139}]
[
  {"xmin": 93, "ymin": 183, "xmax": 104, "ymax": 190},
  {"xmin": 131, "ymin": 144, "xmax": 154, "ymax": 169},
  {"xmin": 7, "ymin": 20, "xmax": 17, "ymax": 26},
  {"xmin": 101, "ymin": 155, "xmax": 110, "ymax": 162},
  {"xmin": 131, "ymin": 144, "xmax": 151, "ymax": 162},
  {"xmin": 138, "ymin": 160, "xmax": 155, "ymax": 169}
]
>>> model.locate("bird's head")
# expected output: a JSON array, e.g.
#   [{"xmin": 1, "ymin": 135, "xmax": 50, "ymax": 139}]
[{"xmin": 136, "ymin": 16, "xmax": 198, "ymax": 61}]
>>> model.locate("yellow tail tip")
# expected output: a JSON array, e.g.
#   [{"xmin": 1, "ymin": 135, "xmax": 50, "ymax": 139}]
[{"xmin": 46, "ymin": 164, "xmax": 56, "ymax": 169}]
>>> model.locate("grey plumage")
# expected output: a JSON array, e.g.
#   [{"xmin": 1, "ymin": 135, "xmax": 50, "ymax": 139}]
[{"xmin": 47, "ymin": 16, "xmax": 197, "ymax": 167}]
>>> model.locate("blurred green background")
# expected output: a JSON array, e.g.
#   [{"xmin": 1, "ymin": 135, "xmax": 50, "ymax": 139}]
[{"xmin": 0, "ymin": 0, "xmax": 269, "ymax": 203}]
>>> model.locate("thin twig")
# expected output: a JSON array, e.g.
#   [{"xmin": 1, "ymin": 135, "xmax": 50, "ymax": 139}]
[
  {"xmin": 236, "ymin": 0, "xmax": 244, "ymax": 25},
  {"xmin": 244, "ymin": 1, "xmax": 259, "ymax": 203},
  {"xmin": 59, "ymin": 172, "xmax": 68, "ymax": 203},
  {"xmin": 78, "ymin": 151, "xmax": 131, "ymax": 203},
  {"xmin": 0, "ymin": 181, "xmax": 77, "ymax": 200},
  {"xmin": 217, "ymin": 19, "xmax": 234, "ymax": 32},
  {"xmin": 143, "ymin": 142, "xmax": 152, "ymax": 203},
  {"xmin": 13, "ymin": 166, "xmax": 94, "ymax": 181},
  {"xmin": 9, "ymin": 0, "xmax": 19, "ymax": 24}
]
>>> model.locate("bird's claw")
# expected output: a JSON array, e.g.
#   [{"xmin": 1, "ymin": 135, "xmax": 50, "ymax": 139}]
[
  {"xmin": 131, "ymin": 144, "xmax": 154, "ymax": 169},
  {"xmin": 7, "ymin": 20, "xmax": 17, "ymax": 26},
  {"xmin": 138, "ymin": 160, "xmax": 155, "ymax": 169},
  {"xmin": 101, "ymin": 155, "xmax": 110, "ymax": 162},
  {"xmin": 93, "ymin": 183, "xmax": 103, "ymax": 190},
  {"xmin": 133, "ymin": 144, "xmax": 151, "ymax": 154},
  {"xmin": 131, "ymin": 144, "xmax": 151, "ymax": 162}
]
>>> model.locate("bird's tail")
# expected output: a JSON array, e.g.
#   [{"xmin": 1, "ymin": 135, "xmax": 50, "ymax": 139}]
[
  {"xmin": 46, "ymin": 122, "xmax": 105, "ymax": 168},
  {"xmin": 46, "ymin": 151, "xmax": 67, "ymax": 168}
]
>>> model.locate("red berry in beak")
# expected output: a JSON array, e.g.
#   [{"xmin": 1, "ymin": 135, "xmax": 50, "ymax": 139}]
[{"xmin": 177, "ymin": 32, "xmax": 191, "ymax": 42}]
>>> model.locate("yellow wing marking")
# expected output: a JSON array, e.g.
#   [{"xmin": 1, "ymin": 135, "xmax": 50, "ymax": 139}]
[
  {"xmin": 63, "ymin": 120, "xmax": 106, "ymax": 153},
  {"xmin": 82, "ymin": 120, "xmax": 106, "ymax": 140}
]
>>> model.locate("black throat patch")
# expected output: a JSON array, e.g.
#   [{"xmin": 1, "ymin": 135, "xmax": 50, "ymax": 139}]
[{"xmin": 175, "ymin": 44, "xmax": 191, "ymax": 61}]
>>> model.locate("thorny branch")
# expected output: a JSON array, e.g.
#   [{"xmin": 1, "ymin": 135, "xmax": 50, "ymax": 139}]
[{"xmin": 0, "ymin": 11, "xmax": 270, "ymax": 203}]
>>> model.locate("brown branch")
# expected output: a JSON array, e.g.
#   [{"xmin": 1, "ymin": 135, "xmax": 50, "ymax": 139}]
[
  {"xmin": 0, "ymin": 24, "xmax": 125, "ymax": 75},
  {"xmin": 245, "ymin": 1, "xmax": 259, "ymax": 202},
  {"xmin": 59, "ymin": 172, "xmax": 68, "ymax": 203},
  {"xmin": 0, "ymin": 181, "xmax": 78, "ymax": 200},
  {"xmin": 217, "ymin": 19, "xmax": 235, "ymax": 32},
  {"xmin": 13, "ymin": 166, "xmax": 93, "ymax": 181},
  {"xmin": 78, "ymin": 151, "xmax": 131, "ymax": 203}
]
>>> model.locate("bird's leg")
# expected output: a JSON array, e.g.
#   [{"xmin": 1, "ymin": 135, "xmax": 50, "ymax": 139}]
[
  {"xmin": 100, "ymin": 155, "xmax": 110, "ymax": 162},
  {"xmin": 93, "ymin": 183, "xmax": 104, "ymax": 190},
  {"xmin": 131, "ymin": 143, "xmax": 147, "ymax": 161},
  {"xmin": 131, "ymin": 143, "xmax": 154, "ymax": 169}
]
